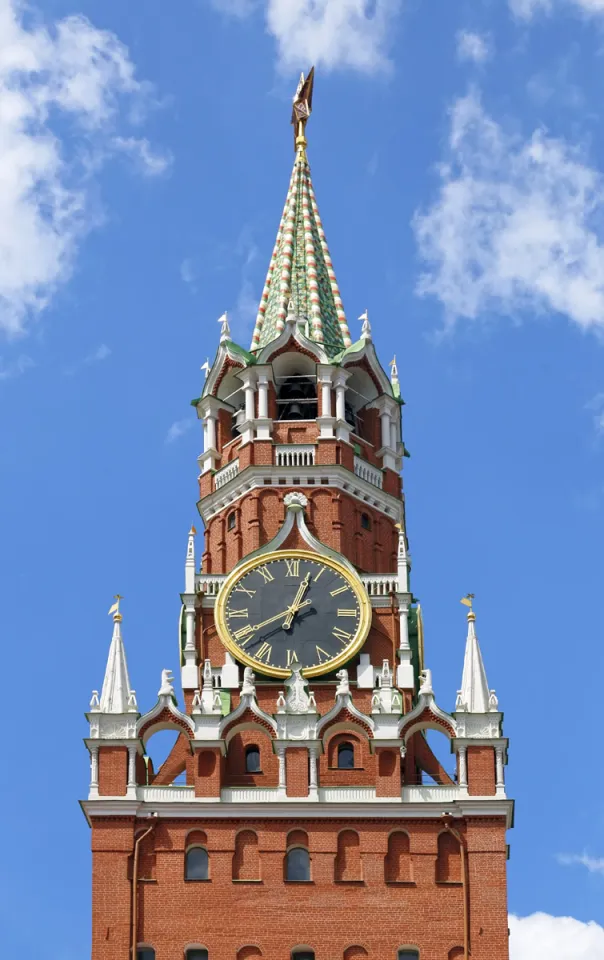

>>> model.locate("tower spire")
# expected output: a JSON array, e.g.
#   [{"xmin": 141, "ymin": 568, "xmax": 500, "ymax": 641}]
[
  {"xmin": 98, "ymin": 598, "xmax": 136, "ymax": 713},
  {"xmin": 250, "ymin": 69, "xmax": 352, "ymax": 356},
  {"xmin": 456, "ymin": 600, "xmax": 493, "ymax": 713}
]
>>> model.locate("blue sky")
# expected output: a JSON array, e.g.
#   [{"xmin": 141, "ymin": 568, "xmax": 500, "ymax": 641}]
[{"xmin": 2, "ymin": 0, "xmax": 604, "ymax": 956}]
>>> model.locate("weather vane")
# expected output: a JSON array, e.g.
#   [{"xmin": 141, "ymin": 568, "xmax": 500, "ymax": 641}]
[
  {"xmin": 460, "ymin": 593, "xmax": 475, "ymax": 610},
  {"xmin": 292, "ymin": 67, "xmax": 315, "ymax": 153},
  {"xmin": 108, "ymin": 594, "xmax": 123, "ymax": 618}
]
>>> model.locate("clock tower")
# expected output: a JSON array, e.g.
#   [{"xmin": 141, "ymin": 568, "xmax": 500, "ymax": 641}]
[{"xmin": 83, "ymin": 70, "xmax": 513, "ymax": 960}]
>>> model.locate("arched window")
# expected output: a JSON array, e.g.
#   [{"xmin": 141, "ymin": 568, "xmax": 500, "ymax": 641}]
[
  {"xmin": 361, "ymin": 512, "xmax": 371, "ymax": 530},
  {"xmin": 185, "ymin": 846, "xmax": 209, "ymax": 881},
  {"xmin": 227, "ymin": 512, "xmax": 236, "ymax": 531},
  {"xmin": 398, "ymin": 951, "xmax": 420, "ymax": 960},
  {"xmin": 285, "ymin": 847, "xmax": 310, "ymax": 882},
  {"xmin": 186, "ymin": 951, "xmax": 208, "ymax": 960},
  {"xmin": 137, "ymin": 949, "xmax": 155, "ymax": 960},
  {"xmin": 276, "ymin": 374, "xmax": 317, "ymax": 420},
  {"xmin": 335, "ymin": 830, "xmax": 362, "ymax": 882},
  {"xmin": 344, "ymin": 948, "xmax": 368, "ymax": 960},
  {"xmin": 436, "ymin": 831, "xmax": 461, "ymax": 883},
  {"xmin": 291, "ymin": 951, "xmax": 315, "ymax": 960},
  {"xmin": 233, "ymin": 830, "xmax": 260, "ymax": 881},
  {"xmin": 237, "ymin": 948, "xmax": 262, "ymax": 960},
  {"xmin": 337, "ymin": 742, "xmax": 354, "ymax": 769},
  {"xmin": 385, "ymin": 831, "xmax": 412, "ymax": 883},
  {"xmin": 245, "ymin": 745, "xmax": 261, "ymax": 773}
]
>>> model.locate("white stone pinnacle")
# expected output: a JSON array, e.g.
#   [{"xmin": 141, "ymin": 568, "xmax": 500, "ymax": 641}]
[
  {"xmin": 458, "ymin": 612, "xmax": 492, "ymax": 713},
  {"xmin": 99, "ymin": 615, "xmax": 134, "ymax": 714}
]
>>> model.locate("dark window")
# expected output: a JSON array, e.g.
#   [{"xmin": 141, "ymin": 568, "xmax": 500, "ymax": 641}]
[
  {"xmin": 227, "ymin": 512, "xmax": 236, "ymax": 531},
  {"xmin": 137, "ymin": 951, "xmax": 155, "ymax": 960},
  {"xmin": 276, "ymin": 376, "xmax": 317, "ymax": 420},
  {"xmin": 361, "ymin": 513, "xmax": 371, "ymax": 530},
  {"xmin": 185, "ymin": 846, "xmax": 209, "ymax": 880},
  {"xmin": 186, "ymin": 952, "xmax": 208, "ymax": 960},
  {"xmin": 398, "ymin": 952, "xmax": 420, "ymax": 960},
  {"xmin": 245, "ymin": 745, "xmax": 261, "ymax": 773},
  {"xmin": 292, "ymin": 952, "xmax": 315, "ymax": 960},
  {"xmin": 337, "ymin": 742, "xmax": 354, "ymax": 769},
  {"xmin": 285, "ymin": 847, "xmax": 311, "ymax": 882}
]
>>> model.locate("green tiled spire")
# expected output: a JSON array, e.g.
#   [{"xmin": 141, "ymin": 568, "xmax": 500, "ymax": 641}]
[{"xmin": 250, "ymin": 72, "xmax": 352, "ymax": 357}]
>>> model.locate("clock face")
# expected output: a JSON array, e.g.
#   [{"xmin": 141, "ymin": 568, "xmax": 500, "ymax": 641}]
[{"xmin": 215, "ymin": 550, "xmax": 371, "ymax": 678}]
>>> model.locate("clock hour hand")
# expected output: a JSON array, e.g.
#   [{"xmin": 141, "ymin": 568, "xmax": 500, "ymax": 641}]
[
  {"xmin": 282, "ymin": 573, "xmax": 312, "ymax": 629},
  {"xmin": 235, "ymin": 599, "xmax": 312, "ymax": 639}
]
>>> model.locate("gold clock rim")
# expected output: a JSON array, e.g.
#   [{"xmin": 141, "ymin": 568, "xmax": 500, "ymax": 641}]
[{"xmin": 214, "ymin": 549, "xmax": 371, "ymax": 679}]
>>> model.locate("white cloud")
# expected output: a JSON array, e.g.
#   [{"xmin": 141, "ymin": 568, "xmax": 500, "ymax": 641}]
[
  {"xmin": 0, "ymin": 0, "xmax": 161, "ymax": 337},
  {"xmin": 212, "ymin": 0, "xmax": 402, "ymax": 73},
  {"xmin": 180, "ymin": 258, "xmax": 198, "ymax": 291},
  {"xmin": 165, "ymin": 418, "xmax": 195, "ymax": 444},
  {"xmin": 510, "ymin": 913, "xmax": 604, "ymax": 959},
  {"xmin": 456, "ymin": 30, "xmax": 491, "ymax": 63},
  {"xmin": 414, "ymin": 91, "xmax": 604, "ymax": 331},
  {"xmin": 558, "ymin": 852, "xmax": 604, "ymax": 872},
  {"xmin": 113, "ymin": 137, "xmax": 172, "ymax": 177},
  {"xmin": 511, "ymin": 0, "xmax": 604, "ymax": 17},
  {"xmin": 0, "ymin": 354, "xmax": 34, "ymax": 380},
  {"xmin": 85, "ymin": 343, "xmax": 111, "ymax": 363}
]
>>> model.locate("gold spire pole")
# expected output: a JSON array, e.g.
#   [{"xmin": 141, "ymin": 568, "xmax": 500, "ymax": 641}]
[
  {"xmin": 292, "ymin": 67, "xmax": 315, "ymax": 155},
  {"xmin": 108, "ymin": 594, "xmax": 124, "ymax": 622}
]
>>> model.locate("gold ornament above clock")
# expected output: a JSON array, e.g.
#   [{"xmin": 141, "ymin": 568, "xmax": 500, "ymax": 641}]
[{"xmin": 215, "ymin": 549, "xmax": 371, "ymax": 678}]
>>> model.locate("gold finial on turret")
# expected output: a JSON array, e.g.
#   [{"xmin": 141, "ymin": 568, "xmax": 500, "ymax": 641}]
[
  {"xmin": 108, "ymin": 594, "xmax": 124, "ymax": 622},
  {"xmin": 460, "ymin": 593, "xmax": 476, "ymax": 621},
  {"xmin": 292, "ymin": 67, "xmax": 315, "ymax": 155}
]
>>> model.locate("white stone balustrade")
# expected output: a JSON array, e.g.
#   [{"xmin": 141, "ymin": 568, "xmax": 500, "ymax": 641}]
[
  {"xmin": 402, "ymin": 785, "xmax": 462, "ymax": 803},
  {"xmin": 353, "ymin": 456, "xmax": 383, "ymax": 489},
  {"xmin": 196, "ymin": 575, "xmax": 226, "ymax": 596},
  {"xmin": 214, "ymin": 459, "xmax": 239, "ymax": 489},
  {"xmin": 275, "ymin": 445, "xmax": 316, "ymax": 467},
  {"xmin": 362, "ymin": 574, "xmax": 400, "ymax": 596}
]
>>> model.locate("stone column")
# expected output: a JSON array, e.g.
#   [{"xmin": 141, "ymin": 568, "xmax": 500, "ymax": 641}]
[
  {"xmin": 127, "ymin": 745, "xmax": 137, "ymax": 795},
  {"xmin": 495, "ymin": 744, "xmax": 505, "ymax": 794},
  {"xmin": 458, "ymin": 745, "xmax": 468, "ymax": 790},
  {"xmin": 276, "ymin": 745, "xmax": 286, "ymax": 793},
  {"xmin": 308, "ymin": 746, "xmax": 319, "ymax": 799},
  {"xmin": 257, "ymin": 376, "xmax": 269, "ymax": 419},
  {"xmin": 380, "ymin": 408, "xmax": 391, "ymax": 450},
  {"xmin": 90, "ymin": 745, "xmax": 99, "ymax": 797}
]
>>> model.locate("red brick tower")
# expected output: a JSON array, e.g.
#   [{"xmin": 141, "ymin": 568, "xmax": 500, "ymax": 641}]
[{"xmin": 83, "ymin": 70, "xmax": 513, "ymax": 960}]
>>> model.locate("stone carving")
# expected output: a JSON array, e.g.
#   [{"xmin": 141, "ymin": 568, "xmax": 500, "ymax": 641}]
[
  {"xmin": 283, "ymin": 491, "xmax": 308, "ymax": 510},
  {"xmin": 488, "ymin": 690, "xmax": 499, "ymax": 711},
  {"xmin": 335, "ymin": 669, "xmax": 350, "ymax": 698},
  {"xmin": 455, "ymin": 690, "xmax": 465, "ymax": 711},
  {"xmin": 242, "ymin": 667, "xmax": 256, "ymax": 697},
  {"xmin": 89, "ymin": 690, "xmax": 100, "ymax": 711},
  {"xmin": 127, "ymin": 690, "xmax": 138, "ymax": 711},
  {"xmin": 308, "ymin": 691, "xmax": 317, "ymax": 711},
  {"xmin": 158, "ymin": 669, "xmax": 175, "ymax": 697},
  {"xmin": 418, "ymin": 668, "xmax": 433, "ymax": 697},
  {"xmin": 192, "ymin": 689, "xmax": 202, "ymax": 712},
  {"xmin": 213, "ymin": 690, "xmax": 222, "ymax": 711},
  {"xmin": 391, "ymin": 690, "xmax": 402, "ymax": 710},
  {"xmin": 285, "ymin": 667, "xmax": 311, "ymax": 714},
  {"xmin": 276, "ymin": 691, "xmax": 287, "ymax": 712},
  {"xmin": 371, "ymin": 690, "xmax": 381, "ymax": 711},
  {"xmin": 380, "ymin": 660, "xmax": 392, "ymax": 688}
]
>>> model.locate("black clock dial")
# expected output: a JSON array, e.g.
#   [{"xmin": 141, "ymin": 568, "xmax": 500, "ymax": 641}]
[{"xmin": 215, "ymin": 552, "xmax": 369, "ymax": 678}]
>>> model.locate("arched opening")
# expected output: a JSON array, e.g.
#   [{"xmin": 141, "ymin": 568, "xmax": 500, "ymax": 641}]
[
  {"xmin": 436, "ymin": 832, "xmax": 462, "ymax": 883},
  {"xmin": 291, "ymin": 950, "xmax": 315, "ymax": 960},
  {"xmin": 337, "ymin": 741, "xmax": 355, "ymax": 769},
  {"xmin": 233, "ymin": 830, "xmax": 260, "ymax": 881},
  {"xmin": 344, "ymin": 948, "xmax": 369, "ymax": 960},
  {"xmin": 398, "ymin": 951, "xmax": 420, "ymax": 960},
  {"xmin": 448, "ymin": 949, "xmax": 464, "ymax": 960},
  {"xmin": 385, "ymin": 831, "xmax": 412, "ymax": 883},
  {"xmin": 360, "ymin": 512, "xmax": 371, "ymax": 531},
  {"xmin": 142, "ymin": 729, "xmax": 186, "ymax": 785},
  {"xmin": 237, "ymin": 948, "xmax": 262, "ymax": 959},
  {"xmin": 185, "ymin": 951, "xmax": 209, "ymax": 960},
  {"xmin": 273, "ymin": 353, "xmax": 317, "ymax": 421},
  {"xmin": 285, "ymin": 830, "xmax": 310, "ymax": 882},
  {"xmin": 137, "ymin": 948, "xmax": 155, "ymax": 960},
  {"xmin": 227, "ymin": 512, "xmax": 236, "ymax": 531},
  {"xmin": 185, "ymin": 840, "xmax": 209, "ymax": 881},
  {"xmin": 245, "ymin": 745, "xmax": 261, "ymax": 773},
  {"xmin": 335, "ymin": 830, "xmax": 362, "ymax": 882}
]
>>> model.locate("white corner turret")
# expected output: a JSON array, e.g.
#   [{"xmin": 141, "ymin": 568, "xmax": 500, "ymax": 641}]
[
  {"xmin": 98, "ymin": 603, "xmax": 136, "ymax": 715},
  {"xmin": 456, "ymin": 609, "xmax": 496, "ymax": 714}
]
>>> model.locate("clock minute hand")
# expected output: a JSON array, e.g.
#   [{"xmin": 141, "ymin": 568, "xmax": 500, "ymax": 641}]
[
  {"xmin": 248, "ymin": 599, "xmax": 312, "ymax": 634},
  {"xmin": 282, "ymin": 573, "xmax": 312, "ymax": 629}
]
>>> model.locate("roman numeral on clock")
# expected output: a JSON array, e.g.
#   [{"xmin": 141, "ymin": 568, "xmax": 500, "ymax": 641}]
[
  {"xmin": 256, "ymin": 565, "xmax": 274, "ymax": 583},
  {"xmin": 337, "ymin": 609, "xmax": 356, "ymax": 617},
  {"xmin": 234, "ymin": 584, "xmax": 256, "ymax": 598},
  {"xmin": 228, "ymin": 609, "xmax": 248, "ymax": 618},
  {"xmin": 256, "ymin": 642, "xmax": 272, "ymax": 663},
  {"xmin": 286, "ymin": 649, "xmax": 300, "ymax": 667},
  {"xmin": 233, "ymin": 625, "xmax": 254, "ymax": 642},
  {"xmin": 315, "ymin": 645, "xmax": 330, "ymax": 662},
  {"xmin": 330, "ymin": 584, "xmax": 348, "ymax": 597},
  {"xmin": 333, "ymin": 626, "xmax": 353, "ymax": 643},
  {"xmin": 285, "ymin": 559, "xmax": 300, "ymax": 577}
]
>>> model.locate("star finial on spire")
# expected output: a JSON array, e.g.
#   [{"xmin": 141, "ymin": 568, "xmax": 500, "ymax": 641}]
[{"xmin": 292, "ymin": 67, "xmax": 315, "ymax": 154}]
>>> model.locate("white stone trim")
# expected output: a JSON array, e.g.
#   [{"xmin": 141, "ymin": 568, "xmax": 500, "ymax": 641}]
[{"xmin": 197, "ymin": 464, "xmax": 404, "ymax": 524}]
